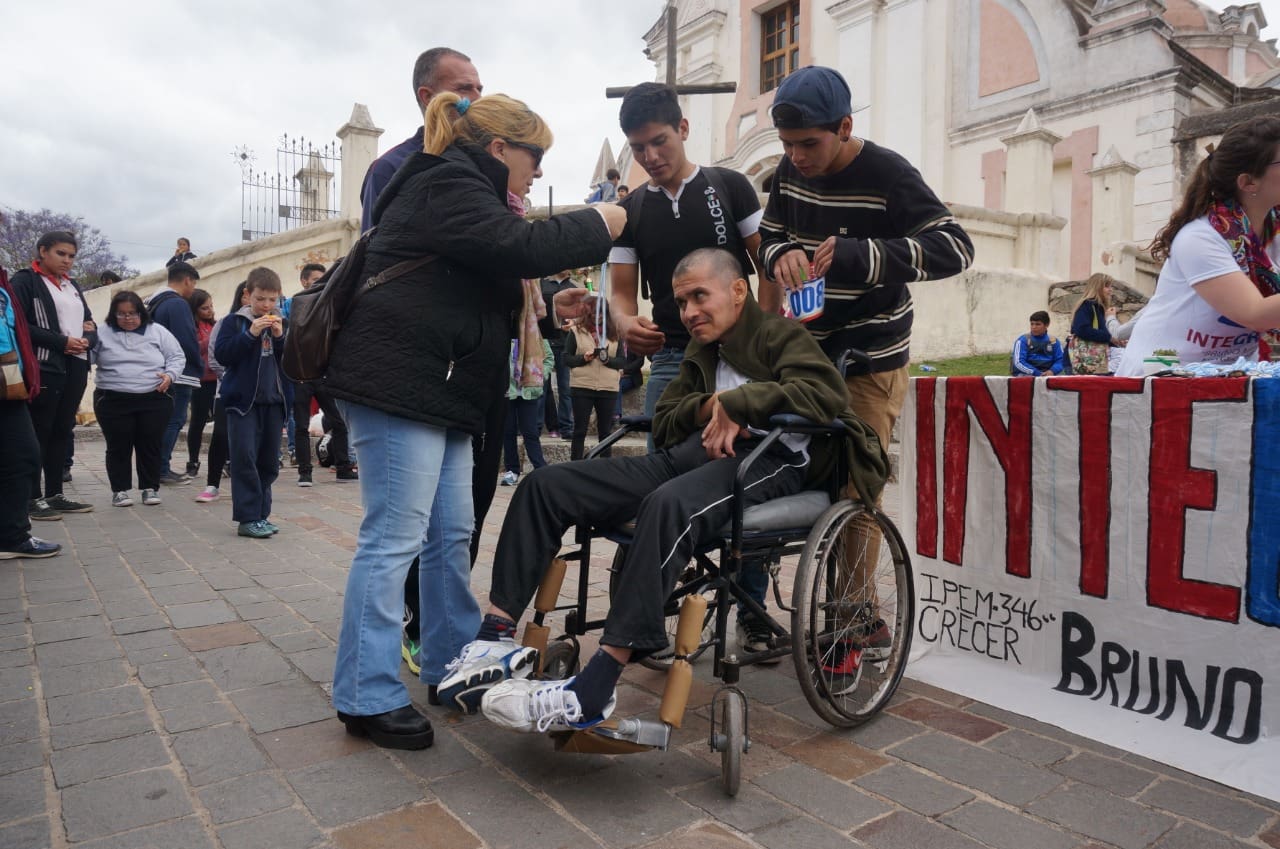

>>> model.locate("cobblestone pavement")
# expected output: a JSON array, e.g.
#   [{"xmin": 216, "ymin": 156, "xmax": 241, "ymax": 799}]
[{"xmin": 3, "ymin": 428, "xmax": 1278, "ymax": 849}]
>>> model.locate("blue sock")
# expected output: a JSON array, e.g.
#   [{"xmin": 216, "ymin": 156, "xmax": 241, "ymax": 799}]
[
  {"xmin": 477, "ymin": 613, "xmax": 517, "ymax": 642},
  {"xmin": 567, "ymin": 649, "xmax": 624, "ymax": 718}
]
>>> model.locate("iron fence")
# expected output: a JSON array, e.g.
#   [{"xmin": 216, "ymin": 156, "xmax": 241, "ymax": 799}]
[{"xmin": 238, "ymin": 135, "xmax": 342, "ymax": 241}]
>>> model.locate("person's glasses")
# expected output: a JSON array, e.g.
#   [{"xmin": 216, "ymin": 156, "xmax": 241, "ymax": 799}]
[
  {"xmin": 507, "ymin": 141, "xmax": 544, "ymax": 169},
  {"xmin": 115, "ymin": 311, "xmax": 140, "ymax": 320}
]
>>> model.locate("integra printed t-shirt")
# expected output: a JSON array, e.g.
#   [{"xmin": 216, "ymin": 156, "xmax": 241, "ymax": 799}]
[
  {"xmin": 609, "ymin": 166, "xmax": 762, "ymax": 350},
  {"xmin": 1117, "ymin": 217, "xmax": 1280, "ymax": 375}
]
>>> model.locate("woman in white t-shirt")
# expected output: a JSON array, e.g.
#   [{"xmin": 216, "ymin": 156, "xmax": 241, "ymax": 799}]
[{"xmin": 1117, "ymin": 116, "xmax": 1280, "ymax": 376}]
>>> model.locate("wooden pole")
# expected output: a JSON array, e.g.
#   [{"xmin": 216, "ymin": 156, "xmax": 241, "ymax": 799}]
[{"xmin": 666, "ymin": 1, "xmax": 677, "ymax": 86}]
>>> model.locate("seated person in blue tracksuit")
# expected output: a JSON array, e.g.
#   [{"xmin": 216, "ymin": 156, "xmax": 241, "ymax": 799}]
[{"xmin": 1011, "ymin": 311, "xmax": 1065, "ymax": 376}]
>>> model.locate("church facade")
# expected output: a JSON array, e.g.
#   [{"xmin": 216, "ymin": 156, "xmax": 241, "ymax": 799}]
[{"xmin": 616, "ymin": 0, "xmax": 1278, "ymax": 281}]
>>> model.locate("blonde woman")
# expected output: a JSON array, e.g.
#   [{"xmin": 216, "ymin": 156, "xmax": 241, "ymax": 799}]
[
  {"xmin": 1068, "ymin": 273, "xmax": 1119, "ymax": 374},
  {"xmin": 324, "ymin": 92, "xmax": 625, "ymax": 749}
]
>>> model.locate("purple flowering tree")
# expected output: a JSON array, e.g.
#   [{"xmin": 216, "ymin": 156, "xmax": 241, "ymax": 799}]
[{"xmin": 0, "ymin": 208, "xmax": 139, "ymax": 288}]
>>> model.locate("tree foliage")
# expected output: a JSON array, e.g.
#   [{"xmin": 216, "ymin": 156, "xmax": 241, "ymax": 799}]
[{"xmin": 0, "ymin": 208, "xmax": 139, "ymax": 288}]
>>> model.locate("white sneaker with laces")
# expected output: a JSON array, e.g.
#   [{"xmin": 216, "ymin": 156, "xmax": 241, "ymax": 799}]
[
  {"xmin": 141, "ymin": 489, "xmax": 161, "ymax": 506},
  {"xmin": 111, "ymin": 491, "xmax": 133, "ymax": 508},
  {"xmin": 499, "ymin": 470, "xmax": 518, "ymax": 486},
  {"xmin": 481, "ymin": 677, "xmax": 616, "ymax": 733},
  {"xmin": 437, "ymin": 639, "xmax": 538, "ymax": 714}
]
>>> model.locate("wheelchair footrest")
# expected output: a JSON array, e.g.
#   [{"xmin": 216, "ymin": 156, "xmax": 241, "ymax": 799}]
[{"xmin": 551, "ymin": 718, "xmax": 671, "ymax": 753}]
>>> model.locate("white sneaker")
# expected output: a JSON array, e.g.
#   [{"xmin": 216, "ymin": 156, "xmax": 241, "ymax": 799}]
[
  {"xmin": 195, "ymin": 486, "xmax": 219, "ymax": 503},
  {"xmin": 481, "ymin": 677, "xmax": 616, "ymax": 734},
  {"xmin": 111, "ymin": 491, "xmax": 133, "ymax": 508},
  {"xmin": 499, "ymin": 470, "xmax": 518, "ymax": 486},
  {"xmin": 437, "ymin": 639, "xmax": 539, "ymax": 714},
  {"xmin": 141, "ymin": 489, "xmax": 161, "ymax": 506}
]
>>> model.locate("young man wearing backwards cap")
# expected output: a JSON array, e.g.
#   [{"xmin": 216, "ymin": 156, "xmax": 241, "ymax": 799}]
[{"xmin": 758, "ymin": 66, "xmax": 974, "ymax": 450}]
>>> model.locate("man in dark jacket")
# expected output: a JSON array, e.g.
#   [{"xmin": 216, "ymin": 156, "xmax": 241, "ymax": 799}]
[
  {"xmin": 147, "ymin": 262, "xmax": 202, "ymax": 484},
  {"xmin": 358, "ymin": 47, "xmax": 483, "ymax": 233},
  {"xmin": 0, "ymin": 266, "xmax": 60, "ymax": 559},
  {"xmin": 439, "ymin": 248, "xmax": 886, "ymax": 732}
]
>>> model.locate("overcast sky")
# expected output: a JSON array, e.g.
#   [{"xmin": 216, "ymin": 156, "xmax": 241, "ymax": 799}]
[
  {"xmin": 2, "ymin": 0, "xmax": 666, "ymax": 272},
  {"xmin": 2, "ymin": 0, "xmax": 1275, "ymax": 274}
]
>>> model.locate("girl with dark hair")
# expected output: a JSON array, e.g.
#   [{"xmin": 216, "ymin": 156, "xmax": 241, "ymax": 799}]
[
  {"xmin": 195, "ymin": 282, "xmax": 248, "ymax": 502},
  {"xmin": 1118, "ymin": 116, "xmax": 1280, "ymax": 375},
  {"xmin": 185, "ymin": 289, "xmax": 217, "ymax": 478},
  {"xmin": 8, "ymin": 230, "xmax": 97, "ymax": 518},
  {"xmin": 92, "ymin": 291, "xmax": 185, "ymax": 507}
]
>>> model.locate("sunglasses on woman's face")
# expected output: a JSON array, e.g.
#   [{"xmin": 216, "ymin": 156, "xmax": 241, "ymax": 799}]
[
  {"xmin": 115, "ymin": 311, "xmax": 140, "ymax": 319},
  {"xmin": 507, "ymin": 141, "xmax": 544, "ymax": 169}
]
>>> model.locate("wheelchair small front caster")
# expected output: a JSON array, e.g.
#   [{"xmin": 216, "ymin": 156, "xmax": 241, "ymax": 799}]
[
  {"xmin": 710, "ymin": 688, "xmax": 749, "ymax": 796},
  {"xmin": 539, "ymin": 638, "xmax": 579, "ymax": 681}
]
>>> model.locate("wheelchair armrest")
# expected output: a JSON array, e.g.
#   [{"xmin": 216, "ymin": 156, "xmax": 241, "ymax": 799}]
[
  {"xmin": 585, "ymin": 416, "xmax": 651, "ymax": 460},
  {"xmin": 767, "ymin": 414, "xmax": 848, "ymax": 435}
]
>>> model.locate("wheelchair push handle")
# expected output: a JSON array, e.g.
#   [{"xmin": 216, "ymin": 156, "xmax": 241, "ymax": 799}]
[{"xmin": 835, "ymin": 348, "xmax": 872, "ymax": 376}]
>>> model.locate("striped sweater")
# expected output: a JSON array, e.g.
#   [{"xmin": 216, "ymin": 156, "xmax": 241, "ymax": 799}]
[{"xmin": 758, "ymin": 141, "xmax": 974, "ymax": 372}]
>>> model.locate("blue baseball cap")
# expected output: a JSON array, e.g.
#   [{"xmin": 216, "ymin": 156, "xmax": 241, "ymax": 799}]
[{"xmin": 770, "ymin": 66, "xmax": 856, "ymax": 128}]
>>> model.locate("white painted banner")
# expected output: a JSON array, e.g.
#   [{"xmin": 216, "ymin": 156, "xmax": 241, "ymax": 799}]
[{"xmin": 900, "ymin": 376, "xmax": 1280, "ymax": 801}]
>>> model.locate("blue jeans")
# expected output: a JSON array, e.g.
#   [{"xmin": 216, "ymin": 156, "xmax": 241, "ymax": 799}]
[
  {"xmin": 160, "ymin": 384, "xmax": 193, "ymax": 475},
  {"xmin": 643, "ymin": 348, "xmax": 685, "ymax": 453},
  {"xmin": 333, "ymin": 401, "xmax": 480, "ymax": 714}
]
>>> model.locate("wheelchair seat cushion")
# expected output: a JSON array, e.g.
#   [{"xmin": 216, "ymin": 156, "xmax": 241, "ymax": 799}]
[
  {"xmin": 728, "ymin": 490, "xmax": 832, "ymax": 535},
  {"xmin": 609, "ymin": 491, "xmax": 831, "ymax": 538}
]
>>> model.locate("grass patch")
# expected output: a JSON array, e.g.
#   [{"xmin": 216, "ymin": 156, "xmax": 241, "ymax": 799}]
[{"xmin": 910, "ymin": 353, "xmax": 1011, "ymax": 377}]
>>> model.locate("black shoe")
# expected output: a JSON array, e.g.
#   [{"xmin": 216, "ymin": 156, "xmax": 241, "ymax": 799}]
[
  {"xmin": 186, "ymin": 461, "xmax": 200, "ymax": 477},
  {"xmin": 45, "ymin": 494, "xmax": 94, "ymax": 514},
  {"xmin": 62, "ymin": 469, "xmax": 72, "ymax": 483},
  {"xmin": 0, "ymin": 537, "xmax": 61, "ymax": 560},
  {"xmin": 335, "ymin": 467, "xmax": 358, "ymax": 481},
  {"xmin": 337, "ymin": 705, "xmax": 433, "ymax": 750},
  {"xmin": 29, "ymin": 499, "xmax": 63, "ymax": 522}
]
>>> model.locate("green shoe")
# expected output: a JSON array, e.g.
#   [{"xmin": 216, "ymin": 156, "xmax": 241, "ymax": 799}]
[
  {"xmin": 237, "ymin": 521, "xmax": 273, "ymax": 539},
  {"xmin": 402, "ymin": 634, "xmax": 421, "ymax": 676},
  {"xmin": 262, "ymin": 521, "xmax": 280, "ymax": 535}
]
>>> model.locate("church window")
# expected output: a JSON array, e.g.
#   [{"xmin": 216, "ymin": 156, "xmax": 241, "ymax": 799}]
[{"xmin": 760, "ymin": 1, "xmax": 800, "ymax": 94}]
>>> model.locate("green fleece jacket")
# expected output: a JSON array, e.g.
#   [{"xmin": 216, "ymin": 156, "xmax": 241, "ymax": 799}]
[{"xmin": 653, "ymin": 295, "xmax": 889, "ymax": 502}]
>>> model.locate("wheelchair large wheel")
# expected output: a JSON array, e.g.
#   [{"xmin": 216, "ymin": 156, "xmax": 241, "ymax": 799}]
[
  {"xmin": 608, "ymin": 545, "xmax": 717, "ymax": 672},
  {"xmin": 791, "ymin": 499, "xmax": 913, "ymax": 728}
]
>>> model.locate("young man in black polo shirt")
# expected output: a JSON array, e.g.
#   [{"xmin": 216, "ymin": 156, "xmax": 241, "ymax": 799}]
[
  {"xmin": 759, "ymin": 66, "xmax": 974, "ymax": 450},
  {"xmin": 610, "ymin": 83, "xmax": 762, "ymax": 423},
  {"xmin": 607, "ymin": 82, "xmax": 775, "ymax": 656}
]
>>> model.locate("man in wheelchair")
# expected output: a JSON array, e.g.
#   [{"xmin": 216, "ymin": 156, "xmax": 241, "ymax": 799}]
[{"xmin": 438, "ymin": 247, "xmax": 884, "ymax": 733}]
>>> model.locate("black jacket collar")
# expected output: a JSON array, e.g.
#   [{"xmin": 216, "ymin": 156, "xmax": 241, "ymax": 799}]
[{"xmin": 371, "ymin": 140, "xmax": 509, "ymax": 226}]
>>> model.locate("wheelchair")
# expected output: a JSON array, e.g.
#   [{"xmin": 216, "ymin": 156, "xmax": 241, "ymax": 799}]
[{"xmin": 518, "ymin": 379, "xmax": 914, "ymax": 796}]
